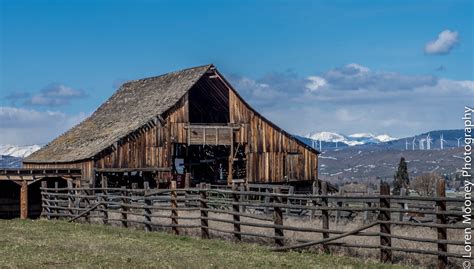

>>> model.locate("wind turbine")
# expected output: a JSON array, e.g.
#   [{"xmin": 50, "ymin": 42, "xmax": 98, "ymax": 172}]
[
  {"xmin": 405, "ymin": 139, "xmax": 409, "ymax": 150},
  {"xmin": 426, "ymin": 133, "xmax": 432, "ymax": 150},
  {"xmin": 319, "ymin": 139, "xmax": 322, "ymax": 152},
  {"xmin": 419, "ymin": 138, "xmax": 425, "ymax": 150},
  {"xmin": 440, "ymin": 134, "xmax": 447, "ymax": 150},
  {"xmin": 412, "ymin": 137, "xmax": 416, "ymax": 150},
  {"xmin": 457, "ymin": 137, "xmax": 463, "ymax": 147}
]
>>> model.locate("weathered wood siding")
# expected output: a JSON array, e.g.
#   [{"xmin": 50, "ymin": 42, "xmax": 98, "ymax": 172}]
[
  {"xmin": 229, "ymin": 90, "xmax": 318, "ymax": 183},
  {"xmin": 23, "ymin": 160, "xmax": 93, "ymax": 186},
  {"xmin": 93, "ymin": 94, "xmax": 189, "ymax": 180}
]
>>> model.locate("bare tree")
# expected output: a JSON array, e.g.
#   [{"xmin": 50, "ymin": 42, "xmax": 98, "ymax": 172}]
[{"xmin": 411, "ymin": 172, "xmax": 441, "ymax": 197}]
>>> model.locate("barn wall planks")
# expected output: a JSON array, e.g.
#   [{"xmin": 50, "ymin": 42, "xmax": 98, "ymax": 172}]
[
  {"xmin": 229, "ymin": 90, "xmax": 317, "ymax": 183},
  {"xmin": 94, "ymin": 94, "xmax": 189, "ymax": 174},
  {"xmin": 23, "ymin": 160, "xmax": 93, "ymax": 186}
]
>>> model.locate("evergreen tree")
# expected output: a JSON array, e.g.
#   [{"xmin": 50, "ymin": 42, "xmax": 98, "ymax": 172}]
[{"xmin": 393, "ymin": 157, "xmax": 410, "ymax": 195}]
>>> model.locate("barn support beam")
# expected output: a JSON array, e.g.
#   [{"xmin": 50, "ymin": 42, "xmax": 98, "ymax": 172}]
[
  {"xmin": 20, "ymin": 180, "xmax": 28, "ymax": 219},
  {"xmin": 227, "ymin": 132, "xmax": 234, "ymax": 185}
]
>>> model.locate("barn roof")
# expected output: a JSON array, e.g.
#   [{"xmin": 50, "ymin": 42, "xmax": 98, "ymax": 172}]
[
  {"xmin": 25, "ymin": 64, "xmax": 318, "ymax": 164},
  {"xmin": 25, "ymin": 64, "xmax": 212, "ymax": 163}
]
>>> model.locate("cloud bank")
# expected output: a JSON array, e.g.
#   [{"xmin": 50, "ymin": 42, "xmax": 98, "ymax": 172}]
[
  {"xmin": 0, "ymin": 107, "xmax": 87, "ymax": 145},
  {"xmin": 6, "ymin": 83, "xmax": 87, "ymax": 107},
  {"xmin": 230, "ymin": 63, "xmax": 473, "ymax": 137}
]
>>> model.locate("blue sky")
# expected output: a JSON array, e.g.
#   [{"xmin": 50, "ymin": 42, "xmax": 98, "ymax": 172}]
[{"xmin": 1, "ymin": 0, "xmax": 473, "ymax": 145}]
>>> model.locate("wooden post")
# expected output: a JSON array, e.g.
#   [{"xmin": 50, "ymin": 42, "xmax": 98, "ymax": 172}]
[
  {"xmin": 399, "ymin": 188, "xmax": 406, "ymax": 222},
  {"xmin": 321, "ymin": 182, "xmax": 330, "ymax": 253},
  {"xmin": 436, "ymin": 178, "xmax": 448, "ymax": 269},
  {"xmin": 20, "ymin": 180, "xmax": 28, "ymax": 219},
  {"xmin": 200, "ymin": 186, "xmax": 209, "ymax": 239},
  {"xmin": 54, "ymin": 181, "xmax": 59, "ymax": 219},
  {"xmin": 335, "ymin": 188, "xmax": 343, "ymax": 224},
  {"xmin": 101, "ymin": 175, "xmax": 108, "ymax": 225},
  {"xmin": 83, "ymin": 185, "xmax": 90, "ymax": 223},
  {"xmin": 311, "ymin": 180, "xmax": 319, "ymax": 220},
  {"xmin": 227, "ymin": 133, "xmax": 234, "ymax": 185},
  {"xmin": 144, "ymin": 181, "xmax": 152, "ymax": 232},
  {"xmin": 171, "ymin": 181, "xmax": 179, "ymax": 235},
  {"xmin": 364, "ymin": 187, "xmax": 373, "ymax": 224},
  {"xmin": 264, "ymin": 188, "xmax": 270, "ymax": 214},
  {"xmin": 232, "ymin": 183, "xmax": 241, "ymax": 241},
  {"xmin": 184, "ymin": 173, "xmax": 191, "ymax": 188},
  {"xmin": 41, "ymin": 181, "xmax": 50, "ymax": 219},
  {"xmin": 379, "ymin": 182, "xmax": 392, "ymax": 263},
  {"xmin": 67, "ymin": 180, "xmax": 74, "ymax": 218},
  {"xmin": 121, "ymin": 186, "xmax": 128, "ymax": 228},
  {"xmin": 286, "ymin": 186, "xmax": 294, "ymax": 216},
  {"xmin": 273, "ymin": 187, "xmax": 284, "ymax": 246}
]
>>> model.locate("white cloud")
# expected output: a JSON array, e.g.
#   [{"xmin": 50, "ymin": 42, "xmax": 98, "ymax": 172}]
[
  {"xmin": 305, "ymin": 76, "xmax": 327, "ymax": 92},
  {"xmin": 0, "ymin": 107, "xmax": 87, "ymax": 145},
  {"xmin": 424, "ymin": 30, "xmax": 459, "ymax": 55}
]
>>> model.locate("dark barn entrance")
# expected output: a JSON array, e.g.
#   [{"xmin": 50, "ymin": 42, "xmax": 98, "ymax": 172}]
[{"xmin": 172, "ymin": 143, "xmax": 246, "ymax": 187}]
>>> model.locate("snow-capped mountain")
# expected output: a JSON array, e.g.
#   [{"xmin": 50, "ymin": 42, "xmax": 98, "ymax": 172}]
[
  {"xmin": 0, "ymin": 144, "xmax": 42, "ymax": 158},
  {"xmin": 305, "ymin": 131, "xmax": 396, "ymax": 146}
]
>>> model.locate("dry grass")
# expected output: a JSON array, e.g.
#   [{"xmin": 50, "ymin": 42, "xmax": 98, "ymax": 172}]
[
  {"xmin": 93, "ymin": 207, "xmax": 464, "ymax": 269},
  {"xmin": 0, "ymin": 219, "xmax": 407, "ymax": 269}
]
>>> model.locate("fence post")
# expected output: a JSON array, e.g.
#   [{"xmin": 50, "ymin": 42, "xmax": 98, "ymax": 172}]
[
  {"xmin": 67, "ymin": 180, "xmax": 74, "ymax": 219},
  {"xmin": 101, "ymin": 176, "xmax": 108, "ymax": 225},
  {"xmin": 84, "ymin": 184, "xmax": 92, "ymax": 223},
  {"xmin": 200, "ymin": 184, "xmax": 209, "ymax": 239},
  {"xmin": 436, "ymin": 178, "xmax": 448, "ymax": 269},
  {"xmin": 273, "ymin": 187, "xmax": 284, "ymax": 246},
  {"xmin": 335, "ymin": 188, "xmax": 343, "ymax": 224},
  {"xmin": 321, "ymin": 182, "xmax": 330, "ymax": 253},
  {"xmin": 311, "ymin": 180, "xmax": 319, "ymax": 220},
  {"xmin": 364, "ymin": 187, "xmax": 373, "ymax": 224},
  {"xmin": 232, "ymin": 183, "xmax": 241, "ymax": 241},
  {"xmin": 171, "ymin": 181, "xmax": 179, "ymax": 235},
  {"xmin": 41, "ymin": 181, "xmax": 50, "ymax": 219},
  {"xmin": 286, "ymin": 186, "xmax": 294, "ymax": 216},
  {"xmin": 121, "ymin": 186, "xmax": 128, "ymax": 228},
  {"xmin": 53, "ymin": 181, "xmax": 59, "ymax": 219},
  {"xmin": 379, "ymin": 182, "xmax": 392, "ymax": 263},
  {"xmin": 144, "ymin": 181, "xmax": 152, "ymax": 232},
  {"xmin": 264, "ymin": 188, "xmax": 270, "ymax": 214},
  {"xmin": 398, "ymin": 188, "xmax": 406, "ymax": 222},
  {"xmin": 239, "ymin": 185, "xmax": 246, "ymax": 213}
]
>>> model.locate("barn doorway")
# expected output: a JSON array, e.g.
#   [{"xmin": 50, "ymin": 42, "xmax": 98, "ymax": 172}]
[
  {"xmin": 172, "ymin": 143, "xmax": 246, "ymax": 186},
  {"xmin": 0, "ymin": 181, "xmax": 20, "ymax": 218}
]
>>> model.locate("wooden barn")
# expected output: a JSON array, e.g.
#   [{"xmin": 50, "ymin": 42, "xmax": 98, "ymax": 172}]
[{"xmin": 23, "ymin": 64, "xmax": 319, "ymax": 189}]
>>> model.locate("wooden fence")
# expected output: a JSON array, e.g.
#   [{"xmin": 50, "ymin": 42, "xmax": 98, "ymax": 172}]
[{"xmin": 40, "ymin": 180, "xmax": 468, "ymax": 268}]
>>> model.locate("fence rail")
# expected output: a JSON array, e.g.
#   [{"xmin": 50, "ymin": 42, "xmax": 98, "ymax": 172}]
[{"xmin": 40, "ymin": 180, "xmax": 467, "ymax": 268}]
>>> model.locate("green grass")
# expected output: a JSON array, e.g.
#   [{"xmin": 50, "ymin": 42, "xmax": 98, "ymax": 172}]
[{"xmin": 0, "ymin": 219, "xmax": 407, "ymax": 269}]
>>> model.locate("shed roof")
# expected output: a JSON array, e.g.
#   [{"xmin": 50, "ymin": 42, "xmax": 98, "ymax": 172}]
[{"xmin": 25, "ymin": 64, "xmax": 212, "ymax": 163}]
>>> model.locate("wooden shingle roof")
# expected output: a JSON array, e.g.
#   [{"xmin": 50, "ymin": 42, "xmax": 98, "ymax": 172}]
[{"xmin": 24, "ymin": 64, "xmax": 212, "ymax": 163}]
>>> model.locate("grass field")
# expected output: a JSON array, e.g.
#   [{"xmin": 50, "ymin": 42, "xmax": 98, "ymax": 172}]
[{"xmin": 0, "ymin": 219, "xmax": 407, "ymax": 269}]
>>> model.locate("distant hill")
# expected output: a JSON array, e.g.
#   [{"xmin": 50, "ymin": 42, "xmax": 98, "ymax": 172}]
[
  {"xmin": 297, "ymin": 129, "xmax": 464, "ymax": 151},
  {"xmin": 297, "ymin": 129, "xmax": 465, "ymax": 186}
]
